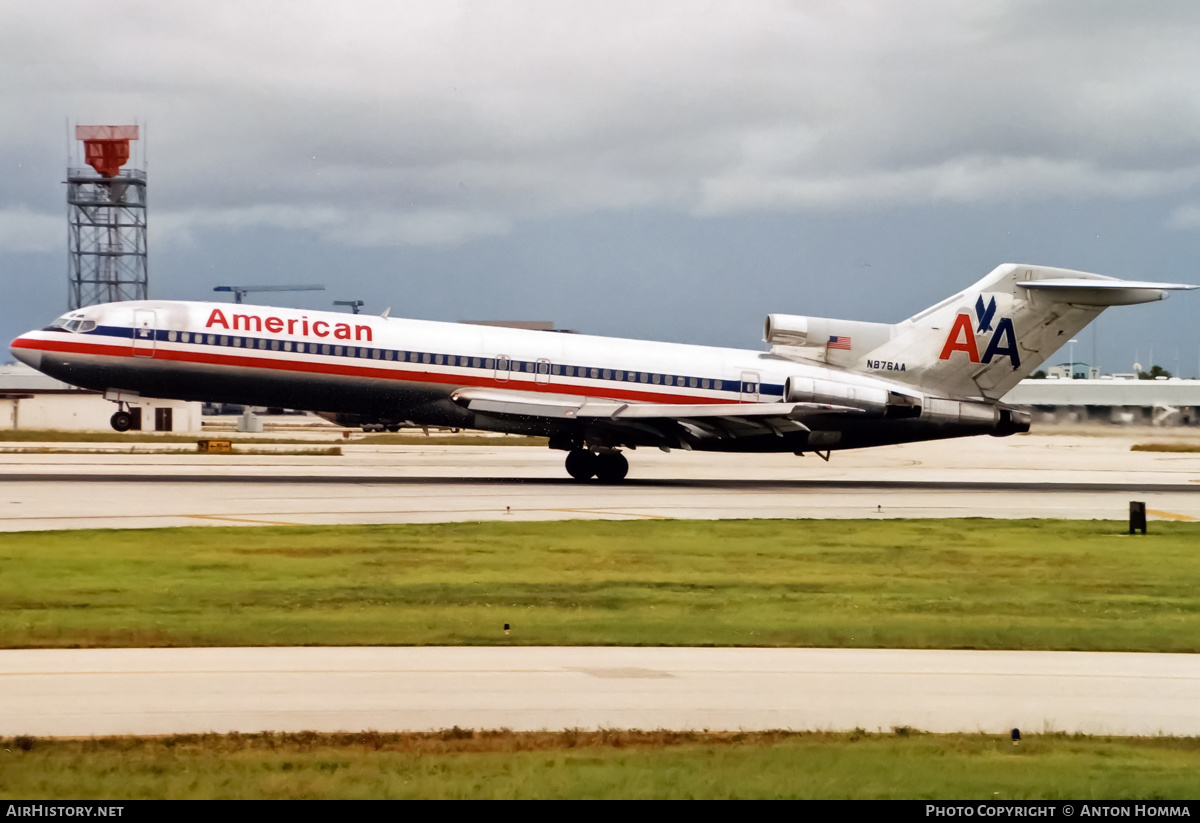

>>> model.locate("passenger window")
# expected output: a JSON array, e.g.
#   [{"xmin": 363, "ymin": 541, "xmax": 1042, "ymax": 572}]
[
  {"xmin": 258, "ymin": 339, "xmax": 267, "ymax": 349},
  {"xmin": 271, "ymin": 340, "xmax": 280, "ymax": 351},
  {"xmin": 167, "ymin": 331, "xmax": 177, "ymax": 342},
  {"xmin": 603, "ymin": 369, "xmax": 611, "ymax": 379},
  {"xmin": 552, "ymin": 364, "xmax": 561, "ymax": 375},
  {"xmin": 284, "ymin": 341, "xmax": 292, "ymax": 352},
  {"xmin": 702, "ymin": 379, "xmax": 710, "ymax": 389},
  {"xmin": 322, "ymin": 345, "xmax": 331, "ymax": 355},
  {"xmin": 220, "ymin": 336, "xmax": 229, "ymax": 346},
  {"xmin": 347, "ymin": 346, "xmax": 356, "ymax": 357},
  {"xmin": 652, "ymin": 374, "xmax": 661, "ymax": 384},
  {"xmin": 233, "ymin": 337, "xmax": 242, "ymax": 347},
  {"xmin": 590, "ymin": 368, "xmax": 599, "ymax": 379},
  {"xmin": 335, "ymin": 346, "xmax": 343, "ymax": 356},
  {"xmin": 472, "ymin": 357, "xmax": 481, "ymax": 368},
  {"xmin": 485, "ymin": 358, "xmax": 494, "ymax": 369},
  {"xmin": 435, "ymin": 354, "xmax": 443, "ymax": 365},
  {"xmin": 181, "ymin": 332, "xmax": 190, "ymax": 343},
  {"xmin": 689, "ymin": 377, "xmax": 698, "ymax": 388},
  {"xmin": 640, "ymin": 373, "xmax": 648, "ymax": 383},
  {"xmin": 385, "ymin": 350, "xmax": 393, "ymax": 360},
  {"xmin": 423, "ymin": 353, "xmax": 431, "ymax": 364},
  {"xmin": 207, "ymin": 335, "xmax": 216, "ymax": 345},
  {"xmin": 371, "ymin": 349, "xmax": 380, "ymax": 359}
]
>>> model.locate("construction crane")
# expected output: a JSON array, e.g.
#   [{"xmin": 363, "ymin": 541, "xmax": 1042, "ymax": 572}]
[
  {"xmin": 213, "ymin": 284, "xmax": 325, "ymax": 304},
  {"xmin": 333, "ymin": 299, "xmax": 364, "ymax": 314}
]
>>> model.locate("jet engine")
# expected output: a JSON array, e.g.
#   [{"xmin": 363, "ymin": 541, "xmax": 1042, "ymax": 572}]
[{"xmin": 784, "ymin": 375, "xmax": 922, "ymax": 419}]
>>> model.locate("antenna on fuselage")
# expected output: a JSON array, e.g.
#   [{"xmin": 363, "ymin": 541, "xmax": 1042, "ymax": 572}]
[{"xmin": 213, "ymin": 284, "xmax": 325, "ymax": 304}]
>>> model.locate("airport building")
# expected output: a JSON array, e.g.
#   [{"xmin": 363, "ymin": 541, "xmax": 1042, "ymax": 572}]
[
  {"xmin": 1003, "ymin": 374, "xmax": 1200, "ymax": 426},
  {"xmin": 0, "ymin": 363, "xmax": 201, "ymax": 433}
]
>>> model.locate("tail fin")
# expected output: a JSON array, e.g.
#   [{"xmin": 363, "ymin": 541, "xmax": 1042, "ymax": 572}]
[{"xmin": 858, "ymin": 264, "xmax": 1193, "ymax": 400}]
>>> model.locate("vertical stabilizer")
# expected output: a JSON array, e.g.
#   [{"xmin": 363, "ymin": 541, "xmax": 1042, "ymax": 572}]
[{"xmin": 859, "ymin": 264, "xmax": 1192, "ymax": 401}]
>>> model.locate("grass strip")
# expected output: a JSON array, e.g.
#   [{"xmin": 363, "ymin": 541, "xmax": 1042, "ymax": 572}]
[
  {"xmin": 2, "ymin": 519, "xmax": 1200, "ymax": 651},
  {"xmin": 3, "ymin": 730, "xmax": 1199, "ymax": 799},
  {"xmin": 1131, "ymin": 442, "xmax": 1200, "ymax": 453},
  {"xmin": 0, "ymin": 429, "xmax": 546, "ymax": 446},
  {"xmin": 0, "ymin": 447, "xmax": 343, "ymax": 456}
]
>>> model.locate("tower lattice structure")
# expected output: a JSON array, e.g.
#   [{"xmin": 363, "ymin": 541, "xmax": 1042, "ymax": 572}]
[{"xmin": 67, "ymin": 125, "xmax": 147, "ymax": 309}]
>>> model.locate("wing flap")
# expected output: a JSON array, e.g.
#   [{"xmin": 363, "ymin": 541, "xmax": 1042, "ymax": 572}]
[
  {"xmin": 452, "ymin": 387, "xmax": 862, "ymax": 445},
  {"xmin": 453, "ymin": 387, "xmax": 856, "ymax": 420}
]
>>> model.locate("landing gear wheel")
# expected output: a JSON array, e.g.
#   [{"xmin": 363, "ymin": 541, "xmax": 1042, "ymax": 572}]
[
  {"xmin": 110, "ymin": 411, "xmax": 133, "ymax": 432},
  {"xmin": 565, "ymin": 449, "xmax": 598, "ymax": 481},
  {"xmin": 594, "ymin": 451, "xmax": 629, "ymax": 483}
]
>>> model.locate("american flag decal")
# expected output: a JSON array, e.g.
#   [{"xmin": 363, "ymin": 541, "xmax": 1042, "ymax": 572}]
[{"xmin": 827, "ymin": 335, "xmax": 851, "ymax": 350}]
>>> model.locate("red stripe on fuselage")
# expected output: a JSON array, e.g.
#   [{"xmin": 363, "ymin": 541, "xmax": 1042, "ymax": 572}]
[{"xmin": 13, "ymin": 335, "xmax": 742, "ymax": 407}]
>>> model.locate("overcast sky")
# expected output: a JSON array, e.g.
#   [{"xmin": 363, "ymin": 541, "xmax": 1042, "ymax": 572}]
[{"xmin": 4, "ymin": 0, "xmax": 1200, "ymax": 374}]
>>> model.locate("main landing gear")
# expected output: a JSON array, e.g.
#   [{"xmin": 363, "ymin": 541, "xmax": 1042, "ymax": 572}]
[{"xmin": 565, "ymin": 449, "xmax": 629, "ymax": 483}]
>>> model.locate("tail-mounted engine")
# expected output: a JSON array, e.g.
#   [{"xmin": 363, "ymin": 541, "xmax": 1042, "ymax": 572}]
[{"xmin": 783, "ymin": 376, "xmax": 922, "ymax": 419}]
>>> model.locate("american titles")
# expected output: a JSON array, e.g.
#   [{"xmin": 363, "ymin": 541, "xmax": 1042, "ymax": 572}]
[{"xmin": 204, "ymin": 309, "xmax": 372, "ymax": 342}]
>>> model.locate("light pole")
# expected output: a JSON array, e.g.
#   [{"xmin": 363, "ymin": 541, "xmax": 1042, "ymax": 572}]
[{"xmin": 1068, "ymin": 338, "xmax": 1079, "ymax": 379}]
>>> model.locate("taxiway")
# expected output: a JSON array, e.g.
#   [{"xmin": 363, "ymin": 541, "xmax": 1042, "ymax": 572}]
[{"xmin": 2, "ymin": 646, "xmax": 1197, "ymax": 738}]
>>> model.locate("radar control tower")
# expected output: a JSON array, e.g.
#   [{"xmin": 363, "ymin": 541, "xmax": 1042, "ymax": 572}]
[{"xmin": 67, "ymin": 125, "xmax": 147, "ymax": 309}]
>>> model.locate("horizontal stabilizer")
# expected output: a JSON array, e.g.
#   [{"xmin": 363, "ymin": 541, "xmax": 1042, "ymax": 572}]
[{"xmin": 1017, "ymin": 278, "xmax": 1196, "ymax": 306}]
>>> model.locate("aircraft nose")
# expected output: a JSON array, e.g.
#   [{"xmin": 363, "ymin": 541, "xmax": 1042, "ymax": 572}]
[{"xmin": 9, "ymin": 337, "xmax": 42, "ymax": 371}]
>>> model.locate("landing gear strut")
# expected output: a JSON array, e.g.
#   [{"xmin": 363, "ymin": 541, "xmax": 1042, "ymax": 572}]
[{"xmin": 564, "ymin": 449, "xmax": 629, "ymax": 483}]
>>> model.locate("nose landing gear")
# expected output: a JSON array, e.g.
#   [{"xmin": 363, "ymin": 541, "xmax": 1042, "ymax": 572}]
[
  {"xmin": 110, "ymin": 410, "xmax": 133, "ymax": 432},
  {"xmin": 564, "ymin": 449, "xmax": 629, "ymax": 483}
]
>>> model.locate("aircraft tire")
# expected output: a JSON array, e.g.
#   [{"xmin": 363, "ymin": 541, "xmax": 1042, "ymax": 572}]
[
  {"xmin": 565, "ymin": 449, "xmax": 597, "ymax": 481},
  {"xmin": 110, "ymin": 411, "xmax": 133, "ymax": 432},
  {"xmin": 594, "ymin": 451, "xmax": 629, "ymax": 483}
]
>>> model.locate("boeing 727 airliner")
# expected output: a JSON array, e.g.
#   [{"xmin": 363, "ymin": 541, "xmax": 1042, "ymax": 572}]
[{"xmin": 10, "ymin": 263, "xmax": 1195, "ymax": 481}]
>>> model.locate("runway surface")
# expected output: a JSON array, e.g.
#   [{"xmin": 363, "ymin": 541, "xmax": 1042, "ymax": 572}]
[
  {"xmin": 2, "ymin": 432, "xmax": 1199, "ymax": 530},
  {"xmin": 3, "ymin": 431, "xmax": 1199, "ymax": 739},
  {"xmin": 2, "ymin": 646, "xmax": 1196, "ymax": 737}
]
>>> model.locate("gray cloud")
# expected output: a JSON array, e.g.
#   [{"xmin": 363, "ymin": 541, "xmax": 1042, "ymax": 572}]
[
  {"xmin": 3, "ymin": 0, "xmax": 1200, "ymax": 375},
  {"xmin": 7, "ymin": 0, "xmax": 1200, "ymax": 251}
]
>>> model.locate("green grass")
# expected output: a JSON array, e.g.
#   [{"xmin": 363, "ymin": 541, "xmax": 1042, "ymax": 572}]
[
  {"xmin": 3, "ymin": 520, "xmax": 1200, "ymax": 651},
  {"xmin": 3, "ymin": 730, "xmax": 1200, "ymax": 799}
]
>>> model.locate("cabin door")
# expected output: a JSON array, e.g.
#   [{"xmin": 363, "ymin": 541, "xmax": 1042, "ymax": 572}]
[
  {"xmin": 132, "ymin": 310, "xmax": 156, "ymax": 358},
  {"xmin": 739, "ymin": 371, "xmax": 760, "ymax": 402}
]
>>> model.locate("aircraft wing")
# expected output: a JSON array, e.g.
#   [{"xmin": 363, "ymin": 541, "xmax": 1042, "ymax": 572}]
[{"xmin": 450, "ymin": 387, "xmax": 861, "ymax": 445}]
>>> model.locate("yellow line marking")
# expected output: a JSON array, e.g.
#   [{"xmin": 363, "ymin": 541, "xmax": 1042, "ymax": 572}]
[
  {"xmin": 184, "ymin": 514, "xmax": 305, "ymax": 526},
  {"xmin": 1147, "ymin": 508, "xmax": 1199, "ymax": 522},
  {"xmin": 548, "ymin": 507, "xmax": 672, "ymax": 520}
]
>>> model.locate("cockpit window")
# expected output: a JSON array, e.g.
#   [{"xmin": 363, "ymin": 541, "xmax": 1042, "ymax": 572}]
[{"xmin": 43, "ymin": 313, "xmax": 94, "ymax": 333}]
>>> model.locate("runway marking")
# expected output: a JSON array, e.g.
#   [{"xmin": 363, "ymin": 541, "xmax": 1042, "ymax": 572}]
[{"xmin": 1147, "ymin": 508, "xmax": 1199, "ymax": 522}]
